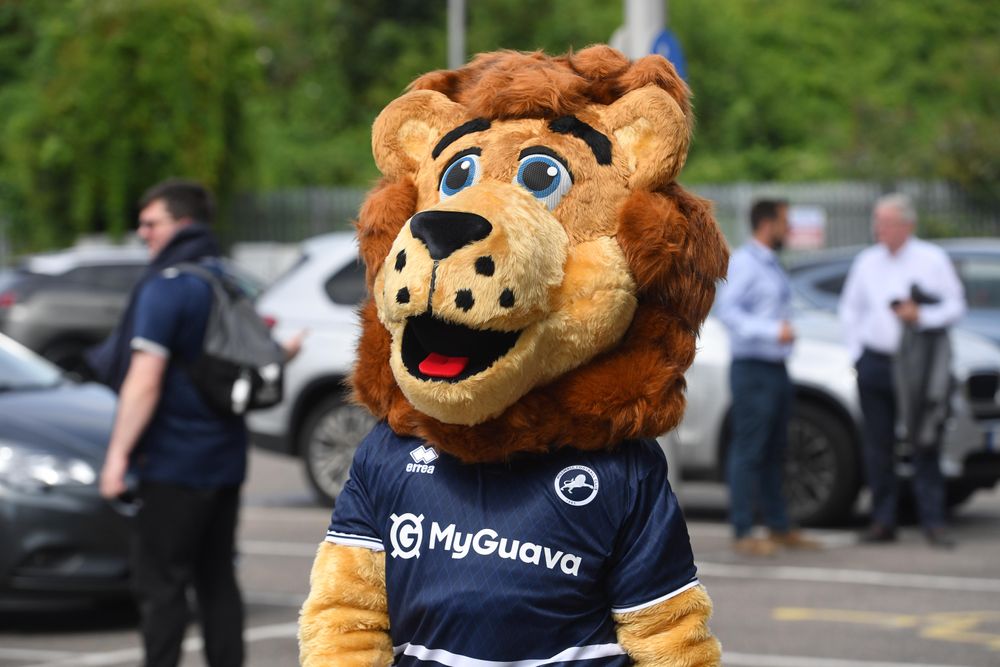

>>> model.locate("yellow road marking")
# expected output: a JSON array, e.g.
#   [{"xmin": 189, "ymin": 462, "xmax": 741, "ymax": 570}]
[{"xmin": 775, "ymin": 608, "xmax": 1000, "ymax": 651}]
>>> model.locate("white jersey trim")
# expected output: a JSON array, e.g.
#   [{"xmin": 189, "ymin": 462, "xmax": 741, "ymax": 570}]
[
  {"xmin": 131, "ymin": 336, "xmax": 170, "ymax": 359},
  {"xmin": 324, "ymin": 530, "xmax": 385, "ymax": 552},
  {"xmin": 610, "ymin": 579, "xmax": 701, "ymax": 614},
  {"xmin": 392, "ymin": 642, "xmax": 626, "ymax": 666}
]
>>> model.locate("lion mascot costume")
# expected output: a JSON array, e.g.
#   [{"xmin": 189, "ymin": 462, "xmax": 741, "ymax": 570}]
[{"xmin": 299, "ymin": 45, "xmax": 728, "ymax": 666}]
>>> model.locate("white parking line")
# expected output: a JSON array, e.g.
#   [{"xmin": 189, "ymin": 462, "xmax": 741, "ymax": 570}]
[
  {"xmin": 239, "ymin": 538, "xmax": 1000, "ymax": 594},
  {"xmin": 724, "ymin": 652, "xmax": 973, "ymax": 667},
  {"xmin": 687, "ymin": 524, "xmax": 859, "ymax": 547},
  {"xmin": 699, "ymin": 562, "xmax": 1000, "ymax": 593},
  {"xmin": 244, "ymin": 590, "xmax": 307, "ymax": 607},
  {"xmin": 242, "ymin": 506, "xmax": 331, "ymax": 521},
  {"xmin": 241, "ymin": 539, "xmax": 318, "ymax": 557},
  {"xmin": 0, "ymin": 648, "xmax": 74, "ymax": 661},
  {"xmin": 20, "ymin": 622, "xmax": 299, "ymax": 667}
]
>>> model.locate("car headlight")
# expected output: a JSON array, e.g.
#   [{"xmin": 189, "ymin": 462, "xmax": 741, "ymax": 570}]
[{"xmin": 0, "ymin": 443, "xmax": 97, "ymax": 492}]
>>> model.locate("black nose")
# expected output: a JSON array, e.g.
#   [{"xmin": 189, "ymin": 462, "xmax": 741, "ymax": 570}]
[{"xmin": 410, "ymin": 210, "xmax": 492, "ymax": 260}]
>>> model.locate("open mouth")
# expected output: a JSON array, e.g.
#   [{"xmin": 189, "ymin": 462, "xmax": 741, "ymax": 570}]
[{"xmin": 402, "ymin": 312, "xmax": 521, "ymax": 382}]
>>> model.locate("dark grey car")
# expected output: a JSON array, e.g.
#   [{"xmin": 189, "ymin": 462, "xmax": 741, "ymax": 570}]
[
  {"xmin": 0, "ymin": 334, "xmax": 130, "ymax": 603},
  {"xmin": 0, "ymin": 245, "xmax": 265, "ymax": 375},
  {"xmin": 0, "ymin": 246, "xmax": 148, "ymax": 372}
]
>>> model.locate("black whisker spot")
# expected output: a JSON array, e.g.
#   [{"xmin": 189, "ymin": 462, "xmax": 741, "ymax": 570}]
[
  {"xmin": 475, "ymin": 256, "xmax": 495, "ymax": 277},
  {"xmin": 395, "ymin": 250, "xmax": 406, "ymax": 271},
  {"xmin": 499, "ymin": 288, "xmax": 515, "ymax": 308},
  {"xmin": 396, "ymin": 287, "xmax": 410, "ymax": 304},
  {"xmin": 456, "ymin": 289, "xmax": 475, "ymax": 312}
]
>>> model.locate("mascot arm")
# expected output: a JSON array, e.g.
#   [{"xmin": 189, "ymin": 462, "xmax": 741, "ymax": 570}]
[
  {"xmin": 299, "ymin": 542, "xmax": 393, "ymax": 667},
  {"xmin": 613, "ymin": 585, "xmax": 721, "ymax": 666}
]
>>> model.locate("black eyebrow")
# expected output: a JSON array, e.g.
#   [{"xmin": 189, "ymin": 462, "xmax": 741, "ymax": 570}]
[
  {"xmin": 548, "ymin": 116, "xmax": 612, "ymax": 165},
  {"xmin": 432, "ymin": 118, "xmax": 491, "ymax": 159}
]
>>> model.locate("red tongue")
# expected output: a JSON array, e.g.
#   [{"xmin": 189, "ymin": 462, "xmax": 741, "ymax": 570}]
[{"xmin": 419, "ymin": 352, "xmax": 470, "ymax": 378}]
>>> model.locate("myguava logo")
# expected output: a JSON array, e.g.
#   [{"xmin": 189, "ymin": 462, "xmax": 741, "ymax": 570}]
[
  {"xmin": 554, "ymin": 465, "xmax": 599, "ymax": 506},
  {"xmin": 389, "ymin": 512, "xmax": 424, "ymax": 559}
]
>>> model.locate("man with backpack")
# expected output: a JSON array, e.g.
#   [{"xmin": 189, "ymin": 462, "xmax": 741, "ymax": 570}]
[{"xmin": 96, "ymin": 179, "xmax": 301, "ymax": 667}]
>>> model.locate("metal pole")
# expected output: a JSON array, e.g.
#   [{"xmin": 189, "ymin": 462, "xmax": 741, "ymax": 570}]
[
  {"xmin": 623, "ymin": 0, "xmax": 665, "ymax": 59},
  {"xmin": 447, "ymin": 0, "xmax": 465, "ymax": 69}
]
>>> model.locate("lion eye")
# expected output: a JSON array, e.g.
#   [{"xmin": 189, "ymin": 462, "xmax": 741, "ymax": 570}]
[
  {"xmin": 514, "ymin": 154, "xmax": 572, "ymax": 210},
  {"xmin": 439, "ymin": 153, "xmax": 481, "ymax": 199}
]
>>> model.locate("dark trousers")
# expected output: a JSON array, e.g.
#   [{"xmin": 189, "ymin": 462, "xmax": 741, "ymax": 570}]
[
  {"xmin": 728, "ymin": 359, "xmax": 793, "ymax": 538},
  {"xmin": 132, "ymin": 482, "xmax": 244, "ymax": 667},
  {"xmin": 856, "ymin": 349, "xmax": 945, "ymax": 530}
]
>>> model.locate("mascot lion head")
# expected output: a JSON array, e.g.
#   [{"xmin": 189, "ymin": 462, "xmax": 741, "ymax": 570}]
[{"xmin": 351, "ymin": 46, "xmax": 728, "ymax": 463}]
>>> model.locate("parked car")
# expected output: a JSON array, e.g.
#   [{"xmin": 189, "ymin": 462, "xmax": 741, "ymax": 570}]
[
  {"xmin": 0, "ymin": 244, "xmax": 265, "ymax": 375},
  {"xmin": 0, "ymin": 245, "xmax": 148, "ymax": 373},
  {"xmin": 248, "ymin": 233, "xmax": 374, "ymax": 504},
  {"xmin": 0, "ymin": 333, "xmax": 130, "ymax": 602},
  {"xmin": 789, "ymin": 238, "xmax": 1000, "ymax": 345},
  {"xmin": 251, "ymin": 233, "xmax": 1000, "ymax": 524},
  {"xmin": 675, "ymin": 310, "xmax": 1000, "ymax": 525}
]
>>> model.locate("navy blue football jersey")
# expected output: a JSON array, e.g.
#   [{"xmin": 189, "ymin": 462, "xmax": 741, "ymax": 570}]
[{"xmin": 326, "ymin": 421, "xmax": 700, "ymax": 666}]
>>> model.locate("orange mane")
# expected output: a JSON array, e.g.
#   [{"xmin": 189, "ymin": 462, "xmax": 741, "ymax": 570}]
[{"xmin": 352, "ymin": 46, "xmax": 728, "ymax": 462}]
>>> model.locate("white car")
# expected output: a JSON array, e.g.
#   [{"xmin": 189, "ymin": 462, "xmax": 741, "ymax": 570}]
[
  {"xmin": 248, "ymin": 233, "xmax": 374, "ymax": 503},
  {"xmin": 676, "ymin": 310, "xmax": 1000, "ymax": 525},
  {"xmin": 251, "ymin": 233, "xmax": 1000, "ymax": 524}
]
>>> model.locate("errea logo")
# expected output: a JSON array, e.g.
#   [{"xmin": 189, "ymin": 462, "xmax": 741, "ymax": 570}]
[{"xmin": 407, "ymin": 446, "xmax": 438, "ymax": 474}]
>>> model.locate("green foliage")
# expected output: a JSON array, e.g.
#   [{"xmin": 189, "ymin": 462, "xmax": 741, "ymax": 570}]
[
  {"xmin": 0, "ymin": 0, "xmax": 997, "ymax": 250},
  {"xmin": 232, "ymin": 0, "xmax": 447, "ymax": 188},
  {"xmin": 233, "ymin": 0, "xmax": 621, "ymax": 188},
  {"xmin": 673, "ymin": 0, "xmax": 1000, "ymax": 189},
  {"xmin": 0, "ymin": 0, "xmax": 259, "ymax": 247}
]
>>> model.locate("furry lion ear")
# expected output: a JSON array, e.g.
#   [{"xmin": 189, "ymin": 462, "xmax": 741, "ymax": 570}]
[
  {"xmin": 372, "ymin": 90, "xmax": 466, "ymax": 179},
  {"xmin": 596, "ymin": 85, "xmax": 691, "ymax": 191}
]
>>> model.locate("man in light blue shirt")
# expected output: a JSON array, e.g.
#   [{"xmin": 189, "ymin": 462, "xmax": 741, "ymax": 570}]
[{"xmin": 716, "ymin": 199, "xmax": 818, "ymax": 556}]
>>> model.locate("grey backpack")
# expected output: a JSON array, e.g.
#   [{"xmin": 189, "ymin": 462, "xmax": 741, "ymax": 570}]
[{"xmin": 171, "ymin": 261, "xmax": 285, "ymax": 416}]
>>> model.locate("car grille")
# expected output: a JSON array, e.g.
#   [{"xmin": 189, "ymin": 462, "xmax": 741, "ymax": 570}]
[{"xmin": 966, "ymin": 371, "xmax": 1000, "ymax": 419}]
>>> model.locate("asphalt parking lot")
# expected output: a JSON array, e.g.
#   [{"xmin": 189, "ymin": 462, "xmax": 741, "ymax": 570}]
[{"xmin": 2, "ymin": 448, "xmax": 999, "ymax": 667}]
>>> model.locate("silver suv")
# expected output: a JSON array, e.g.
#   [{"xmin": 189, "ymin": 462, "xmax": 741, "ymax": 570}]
[
  {"xmin": 675, "ymin": 310, "xmax": 1000, "ymax": 525},
  {"xmin": 247, "ymin": 233, "xmax": 375, "ymax": 504}
]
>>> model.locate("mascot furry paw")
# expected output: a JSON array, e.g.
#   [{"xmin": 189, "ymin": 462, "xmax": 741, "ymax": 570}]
[{"xmin": 299, "ymin": 46, "xmax": 728, "ymax": 666}]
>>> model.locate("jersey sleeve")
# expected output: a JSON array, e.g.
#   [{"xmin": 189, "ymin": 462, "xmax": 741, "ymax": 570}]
[
  {"xmin": 130, "ymin": 274, "xmax": 209, "ymax": 358},
  {"xmin": 606, "ymin": 443, "xmax": 699, "ymax": 614},
  {"xmin": 325, "ymin": 427, "xmax": 384, "ymax": 552}
]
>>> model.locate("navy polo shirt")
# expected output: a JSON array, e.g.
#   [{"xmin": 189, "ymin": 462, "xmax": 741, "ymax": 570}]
[
  {"xmin": 326, "ymin": 422, "xmax": 700, "ymax": 666},
  {"xmin": 129, "ymin": 266, "xmax": 247, "ymax": 488}
]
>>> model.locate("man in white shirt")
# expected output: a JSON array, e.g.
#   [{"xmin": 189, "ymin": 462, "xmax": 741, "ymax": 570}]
[{"xmin": 838, "ymin": 193, "xmax": 965, "ymax": 547}]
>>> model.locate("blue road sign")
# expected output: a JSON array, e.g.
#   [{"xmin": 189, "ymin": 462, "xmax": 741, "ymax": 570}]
[{"xmin": 650, "ymin": 29, "xmax": 688, "ymax": 82}]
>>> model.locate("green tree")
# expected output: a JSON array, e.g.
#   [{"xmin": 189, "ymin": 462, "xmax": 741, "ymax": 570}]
[
  {"xmin": 1, "ymin": 0, "xmax": 259, "ymax": 248},
  {"xmin": 233, "ymin": 0, "xmax": 447, "ymax": 188},
  {"xmin": 671, "ymin": 0, "xmax": 1000, "ymax": 190},
  {"xmin": 232, "ymin": 0, "xmax": 621, "ymax": 188}
]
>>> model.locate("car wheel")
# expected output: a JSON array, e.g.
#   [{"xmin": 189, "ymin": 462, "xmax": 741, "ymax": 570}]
[
  {"xmin": 300, "ymin": 397, "xmax": 377, "ymax": 506},
  {"xmin": 784, "ymin": 402, "xmax": 861, "ymax": 526}
]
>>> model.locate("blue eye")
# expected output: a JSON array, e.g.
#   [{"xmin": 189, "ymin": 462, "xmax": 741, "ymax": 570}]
[
  {"xmin": 439, "ymin": 153, "xmax": 481, "ymax": 198},
  {"xmin": 514, "ymin": 154, "xmax": 573, "ymax": 210}
]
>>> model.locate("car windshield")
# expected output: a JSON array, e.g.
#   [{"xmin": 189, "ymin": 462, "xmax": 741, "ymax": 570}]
[{"xmin": 0, "ymin": 335, "xmax": 64, "ymax": 391}]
